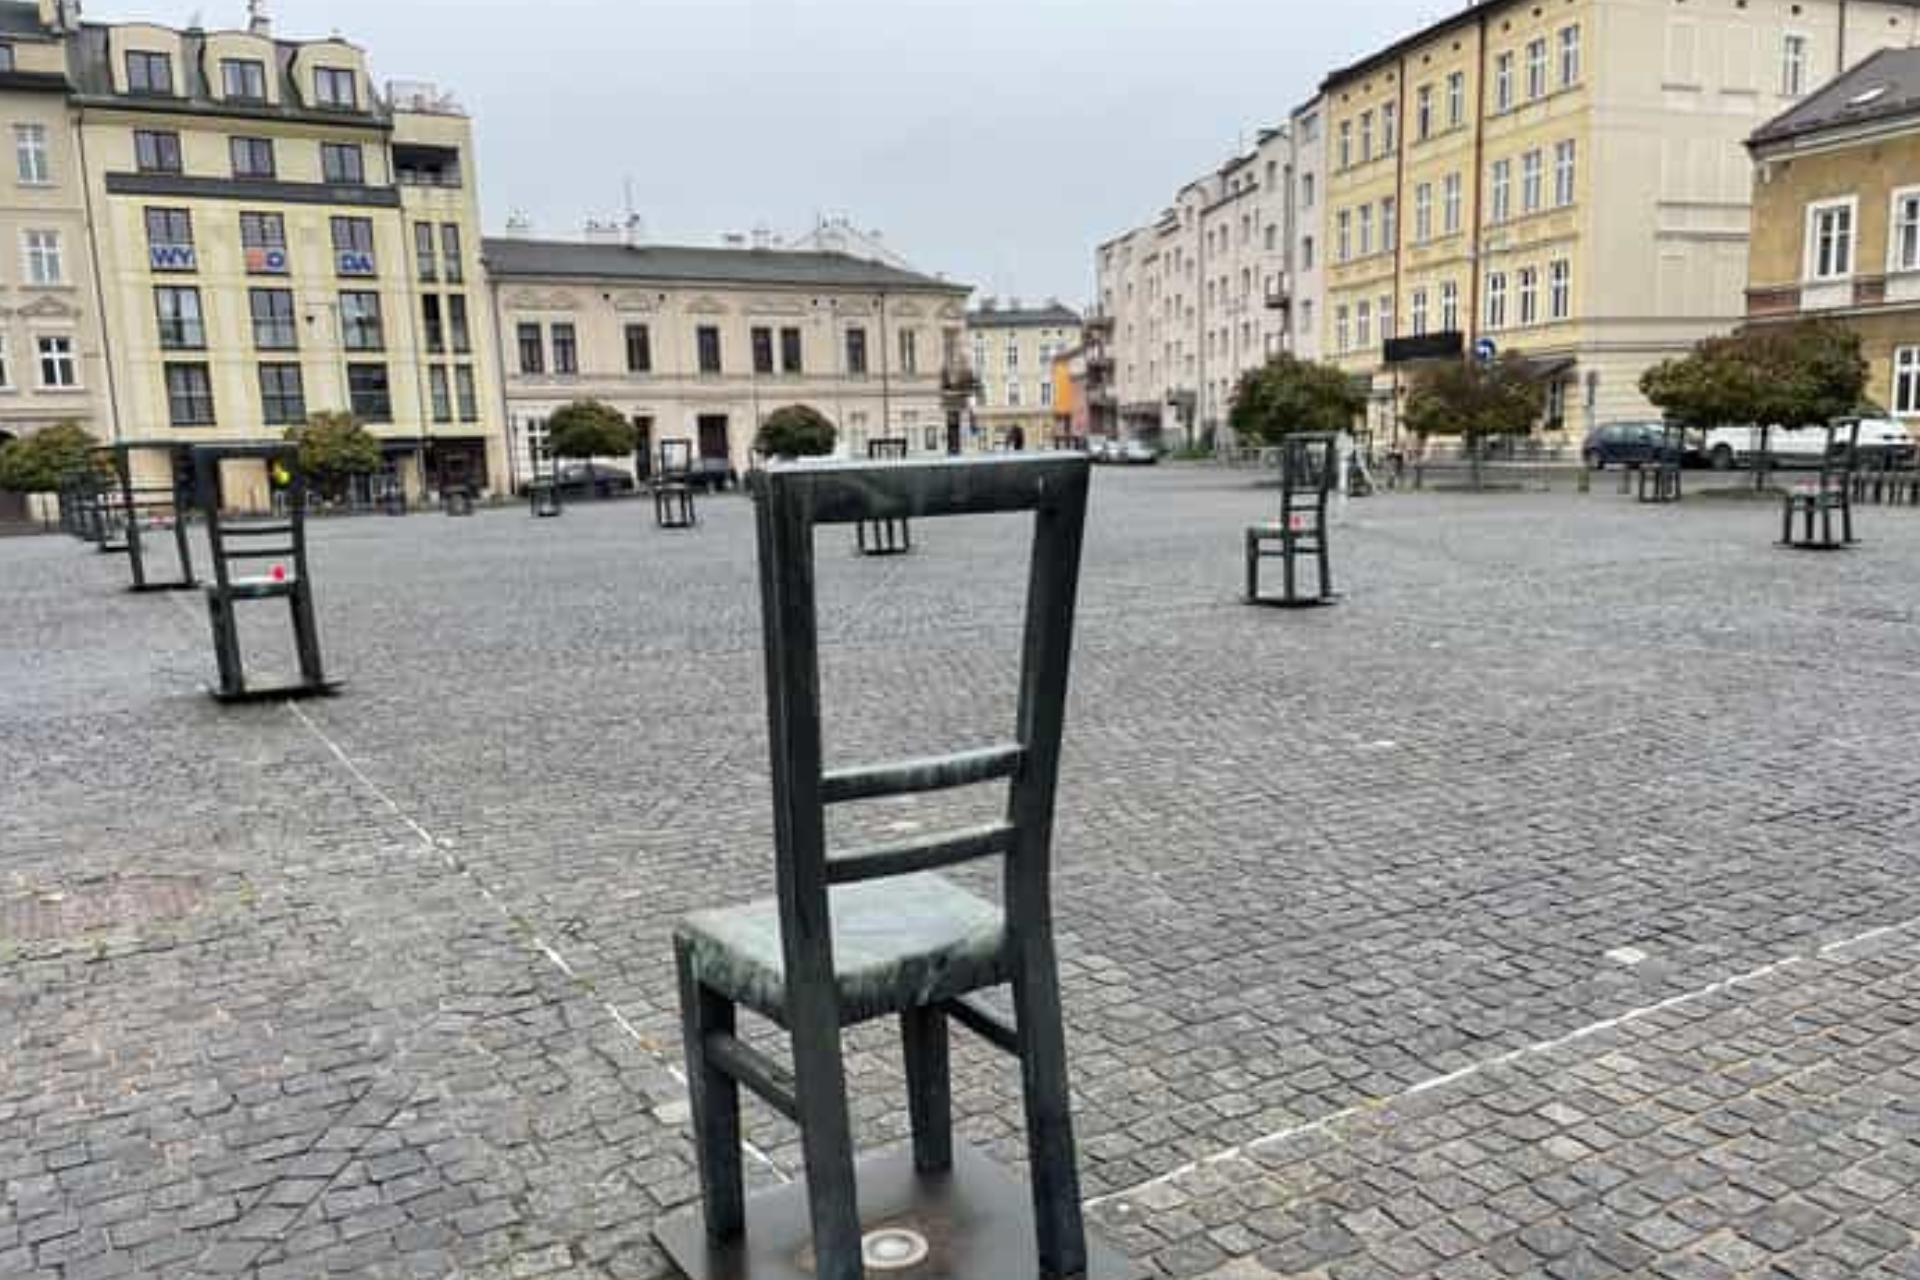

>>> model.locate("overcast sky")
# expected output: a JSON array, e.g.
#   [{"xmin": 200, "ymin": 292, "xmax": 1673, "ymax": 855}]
[{"xmin": 118, "ymin": 0, "xmax": 1444, "ymax": 304}]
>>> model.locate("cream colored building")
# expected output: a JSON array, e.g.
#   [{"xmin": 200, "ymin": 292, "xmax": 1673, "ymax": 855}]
[
  {"xmin": 0, "ymin": 0, "xmax": 107, "ymax": 520},
  {"xmin": 1319, "ymin": 0, "xmax": 1920, "ymax": 444},
  {"xmin": 65, "ymin": 9, "xmax": 503, "ymax": 506},
  {"xmin": 964, "ymin": 300, "xmax": 1082, "ymax": 449},
  {"xmin": 484, "ymin": 233, "xmax": 970, "ymax": 482}
]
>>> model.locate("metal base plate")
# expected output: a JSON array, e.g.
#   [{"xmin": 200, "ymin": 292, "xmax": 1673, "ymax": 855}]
[
  {"xmin": 209, "ymin": 679, "xmax": 344, "ymax": 705},
  {"xmin": 129, "ymin": 582, "xmax": 197, "ymax": 593},
  {"xmin": 1244, "ymin": 594, "xmax": 1340, "ymax": 610},
  {"xmin": 654, "ymin": 1141, "xmax": 1142, "ymax": 1280}
]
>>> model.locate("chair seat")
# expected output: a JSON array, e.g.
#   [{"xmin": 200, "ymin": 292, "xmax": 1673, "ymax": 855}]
[{"xmin": 677, "ymin": 873, "xmax": 1008, "ymax": 1027}]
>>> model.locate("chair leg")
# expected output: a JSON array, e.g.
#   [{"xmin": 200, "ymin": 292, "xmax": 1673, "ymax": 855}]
[
  {"xmin": 1317, "ymin": 532, "xmax": 1333, "ymax": 600},
  {"xmin": 207, "ymin": 595, "xmax": 242, "ymax": 696},
  {"xmin": 1011, "ymin": 952, "xmax": 1089, "ymax": 1280},
  {"xmin": 675, "ymin": 941, "xmax": 745, "ymax": 1244},
  {"xmin": 290, "ymin": 585, "xmax": 326, "ymax": 687},
  {"xmin": 1281, "ymin": 533, "xmax": 1297, "ymax": 603},
  {"xmin": 901, "ymin": 1006, "xmax": 952, "ymax": 1174},
  {"xmin": 1244, "ymin": 531, "xmax": 1258, "ymax": 601},
  {"xmin": 789, "ymin": 1012, "xmax": 863, "ymax": 1280}
]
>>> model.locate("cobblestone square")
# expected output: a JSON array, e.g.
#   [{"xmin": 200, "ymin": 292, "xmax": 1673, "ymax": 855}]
[{"xmin": 5, "ymin": 469, "xmax": 1920, "ymax": 1279}]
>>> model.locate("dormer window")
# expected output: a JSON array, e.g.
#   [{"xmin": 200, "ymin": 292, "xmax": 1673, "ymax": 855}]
[
  {"xmin": 0, "ymin": 45, "xmax": 16, "ymax": 73},
  {"xmin": 126, "ymin": 50, "xmax": 174, "ymax": 95},
  {"xmin": 313, "ymin": 66, "xmax": 357, "ymax": 109},
  {"xmin": 222, "ymin": 58, "xmax": 268, "ymax": 102}
]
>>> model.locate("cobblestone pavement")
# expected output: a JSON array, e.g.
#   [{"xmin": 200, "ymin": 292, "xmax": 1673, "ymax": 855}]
[{"xmin": 3, "ymin": 468, "xmax": 1920, "ymax": 1279}]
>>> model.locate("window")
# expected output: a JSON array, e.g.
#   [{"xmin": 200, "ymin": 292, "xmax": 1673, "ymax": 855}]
[
  {"xmin": 1491, "ymin": 159, "xmax": 1512, "ymax": 223},
  {"xmin": 259, "ymin": 364, "xmax": 306, "ymax": 425},
  {"xmin": 1527, "ymin": 38, "xmax": 1548, "ymax": 100},
  {"xmin": 1356, "ymin": 300, "xmax": 1372, "ymax": 348},
  {"xmin": 429, "ymin": 366, "xmax": 452, "ymax": 422},
  {"xmin": 1383, "ymin": 101, "xmax": 1397, "ymax": 153},
  {"xmin": 23, "ymin": 230, "xmax": 61, "ymax": 285},
  {"xmin": 697, "ymin": 325, "xmax": 722, "ymax": 374},
  {"xmin": 415, "ymin": 223, "xmax": 437, "ymax": 281},
  {"xmin": 1006, "ymin": 380, "xmax": 1022, "ymax": 408},
  {"xmin": 166, "ymin": 363, "xmax": 214, "ymax": 425},
  {"xmin": 145, "ymin": 207, "xmax": 194, "ymax": 271},
  {"xmin": 1518, "ymin": 267, "xmax": 1539, "ymax": 326},
  {"xmin": 221, "ymin": 58, "xmax": 267, "ymax": 101},
  {"xmin": 1335, "ymin": 305, "xmax": 1350, "ymax": 354},
  {"xmin": 321, "ymin": 143, "xmax": 364, "ymax": 184},
  {"xmin": 1549, "ymin": 259, "xmax": 1572, "ymax": 320},
  {"xmin": 448, "ymin": 296, "xmax": 470, "ymax": 353},
  {"xmin": 1894, "ymin": 346, "xmax": 1920, "ymax": 416},
  {"xmin": 551, "ymin": 323, "xmax": 577, "ymax": 374},
  {"xmin": 0, "ymin": 45, "xmax": 12, "ymax": 72},
  {"xmin": 14, "ymin": 124, "xmax": 48, "ymax": 185},
  {"xmin": 1554, "ymin": 140, "xmax": 1577, "ymax": 207},
  {"xmin": 154, "ymin": 286, "xmax": 203, "ymax": 348},
  {"xmin": 1495, "ymin": 52, "xmax": 1514, "ymax": 112},
  {"xmin": 1382, "ymin": 197, "xmax": 1397, "ymax": 250},
  {"xmin": 1522, "ymin": 150, "xmax": 1544, "ymax": 214},
  {"xmin": 422, "ymin": 296, "xmax": 445, "ymax": 354},
  {"xmin": 1265, "ymin": 223, "xmax": 1278, "ymax": 251},
  {"xmin": 1807, "ymin": 200, "xmax": 1855, "ymax": 280},
  {"xmin": 846, "ymin": 327, "xmax": 868, "ymax": 375},
  {"xmin": 1301, "ymin": 235, "xmax": 1315, "ymax": 269},
  {"xmin": 1360, "ymin": 111, "xmax": 1374, "ymax": 162},
  {"xmin": 455, "ymin": 366, "xmax": 478, "ymax": 420},
  {"xmin": 1443, "ymin": 173, "xmax": 1463, "ymax": 235},
  {"xmin": 441, "ymin": 225, "xmax": 464, "ymax": 283},
  {"xmin": 339, "ymin": 291, "xmax": 383, "ymax": 350},
  {"xmin": 1415, "ymin": 183, "xmax": 1434, "ymax": 243},
  {"xmin": 34, "ymin": 336, "xmax": 74, "ymax": 388},
  {"xmin": 751, "ymin": 325, "xmax": 775, "ymax": 375},
  {"xmin": 347, "ymin": 363, "xmax": 390, "ymax": 420},
  {"xmin": 1891, "ymin": 190, "xmax": 1920, "ymax": 272},
  {"xmin": 249, "ymin": 288, "xmax": 297, "ymax": 349},
  {"xmin": 1301, "ymin": 172, "xmax": 1315, "ymax": 208},
  {"xmin": 781, "ymin": 326, "xmax": 803, "ymax": 373},
  {"xmin": 126, "ymin": 50, "xmax": 174, "ymax": 95},
  {"xmin": 134, "ymin": 130, "xmax": 181, "ymax": 174},
  {"xmin": 1783, "ymin": 34, "xmax": 1808, "ymax": 97},
  {"xmin": 314, "ymin": 66, "xmax": 357, "ymax": 109},
  {"xmin": 331, "ymin": 216, "xmax": 375, "ymax": 275},
  {"xmin": 1359, "ymin": 204, "xmax": 1374, "ymax": 256},
  {"xmin": 1447, "ymin": 71, "xmax": 1466, "ymax": 128},
  {"xmin": 229, "ymin": 137, "xmax": 275, "ymax": 179},
  {"xmin": 1485, "ymin": 271, "xmax": 1508, "ymax": 329},
  {"xmin": 517, "ymin": 323, "xmax": 543, "ymax": 374},
  {"xmin": 1379, "ymin": 294, "xmax": 1394, "ymax": 341},
  {"xmin": 1338, "ymin": 119, "xmax": 1352, "ymax": 169},
  {"xmin": 239, "ymin": 212, "xmax": 287, "ymax": 276},
  {"xmin": 1560, "ymin": 24, "xmax": 1582, "ymax": 87},
  {"xmin": 1411, "ymin": 288, "xmax": 1429, "ymax": 336},
  {"xmin": 1338, "ymin": 209, "xmax": 1352, "ymax": 261},
  {"xmin": 1440, "ymin": 280, "xmax": 1459, "ymax": 331},
  {"xmin": 625, "ymin": 323, "xmax": 651, "ymax": 373}
]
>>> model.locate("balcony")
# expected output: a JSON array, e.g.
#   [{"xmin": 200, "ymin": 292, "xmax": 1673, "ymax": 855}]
[
  {"xmin": 1747, "ymin": 274, "xmax": 1909, "ymax": 319},
  {"xmin": 1265, "ymin": 275, "xmax": 1291, "ymax": 309}
]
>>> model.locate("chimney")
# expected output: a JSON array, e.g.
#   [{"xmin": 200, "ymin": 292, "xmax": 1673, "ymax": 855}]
[
  {"xmin": 246, "ymin": 0, "xmax": 270, "ymax": 36},
  {"xmin": 750, "ymin": 222, "xmax": 772, "ymax": 251},
  {"xmin": 505, "ymin": 209, "xmax": 534, "ymax": 238},
  {"xmin": 623, "ymin": 213, "xmax": 646, "ymax": 247}
]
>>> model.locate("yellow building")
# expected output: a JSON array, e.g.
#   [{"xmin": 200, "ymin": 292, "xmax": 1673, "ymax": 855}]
[
  {"xmin": 1746, "ymin": 48, "xmax": 1920, "ymax": 422},
  {"xmin": 1318, "ymin": 0, "xmax": 1920, "ymax": 446},
  {"xmin": 66, "ymin": 10, "xmax": 503, "ymax": 506},
  {"xmin": 965, "ymin": 300, "xmax": 1082, "ymax": 449}
]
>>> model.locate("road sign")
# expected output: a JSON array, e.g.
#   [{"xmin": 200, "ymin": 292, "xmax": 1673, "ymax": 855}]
[{"xmin": 1473, "ymin": 337, "xmax": 1498, "ymax": 365}]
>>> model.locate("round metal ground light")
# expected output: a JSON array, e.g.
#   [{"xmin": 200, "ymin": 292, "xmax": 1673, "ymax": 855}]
[{"xmin": 861, "ymin": 1226, "xmax": 931, "ymax": 1271}]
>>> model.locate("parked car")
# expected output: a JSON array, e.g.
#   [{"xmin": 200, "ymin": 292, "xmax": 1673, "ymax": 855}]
[
  {"xmin": 1583, "ymin": 421, "xmax": 1685, "ymax": 469},
  {"xmin": 553, "ymin": 463, "xmax": 636, "ymax": 497},
  {"xmin": 1118, "ymin": 439, "xmax": 1159, "ymax": 465},
  {"xmin": 1703, "ymin": 420, "xmax": 1916, "ymax": 470}
]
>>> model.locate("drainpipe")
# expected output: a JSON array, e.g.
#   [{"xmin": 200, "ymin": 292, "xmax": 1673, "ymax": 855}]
[
  {"xmin": 73, "ymin": 112, "xmax": 124, "ymax": 445},
  {"xmin": 1467, "ymin": 7, "xmax": 1491, "ymax": 355}
]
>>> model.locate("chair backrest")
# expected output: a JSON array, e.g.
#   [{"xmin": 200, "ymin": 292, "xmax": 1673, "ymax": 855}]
[
  {"xmin": 659, "ymin": 438, "xmax": 694, "ymax": 477},
  {"xmin": 192, "ymin": 443, "xmax": 308, "ymax": 590},
  {"xmin": 752, "ymin": 455, "xmax": 1091, "ymax": 1010},
  {"xmin": 1279, "ymin": 433, "xmax": 1337, "ymax": 518},
  {"xmin": 1821, "ymin": 420, "xmax": 1860, "ymax": 491}
]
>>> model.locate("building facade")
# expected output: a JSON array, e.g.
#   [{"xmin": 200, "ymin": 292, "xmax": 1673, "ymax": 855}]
[
  {"xmin": 484, "ymin": 235, "xmax": 969, "ymax": 482},
  {"xmin": 1318, "ymin": 0, "xmax": 1920, "ymax": 446},
  {"xmin": 1746, "ymin": 48, "xmax": 1920, "ymax": 422},
  {"xmin": 62, "ymin": 11, "xmax": 503, "ymax": 507},
  {"xmin": 964, "ymin": 301, "xmax": 1082, "ymax": 449},
  {"xmin": 0, "ymin": 0, "xmax": 107, "ymax": 523},
  {"xmin": 1289, "ymin": 97, "xmax": 1327, "ymax": 363}
]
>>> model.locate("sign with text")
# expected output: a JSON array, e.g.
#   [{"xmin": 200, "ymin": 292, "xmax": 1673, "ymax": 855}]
[
  {"xmin": 149, "ymin": 243, "xmax": 197, "ymax": 272},
  {"xmin": 245, "ymin": 246, "xmax": 289, "ymax": 275},
  {"xmin": 336, "ymin": 250, "xmax": 376, "ymax": 277}
]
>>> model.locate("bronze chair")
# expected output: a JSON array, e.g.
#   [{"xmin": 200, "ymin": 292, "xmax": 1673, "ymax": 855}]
[{"xmin": 1245, "ymin": 432, "xmax": 1339, "ymax": 607}]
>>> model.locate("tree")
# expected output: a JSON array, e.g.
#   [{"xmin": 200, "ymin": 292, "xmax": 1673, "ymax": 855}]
[
  {"xmin": 285, "ymin": 411, "xmax": 381, "ymax": 502},
  {"xmin": 1641, "ymin": 319, "xmax": 1869, "ymax": 489},
  {"xmin": 1403, "ymin": 354, "xmax": 1546, "ymax": 488},
  {"xmin": 0, "ymin": 421, "xmax": 101, "ymax": 494},
  {"xmin": 546, "ymin": 399, "xmax": 637, "ymax": 462},
  {"xmin": 1228, "ymin": 354, "xmax": 1367, "ymax": 447},
  {"xmin": 755, "ymin": 404, "xmax": 837, "ymax": 458}
]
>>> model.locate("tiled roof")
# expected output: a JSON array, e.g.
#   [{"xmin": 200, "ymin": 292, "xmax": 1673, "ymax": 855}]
[
  {"xmin": 965, "ymin": 305, "xmax": 1083, "ymax": 329},
  {"xmin": 482, "ymin": 237, "xmax": 965, "ymax": 292},
  {"xmin": 1750, "ymin": 47, "xmax": 1920, "ymax": 147}
]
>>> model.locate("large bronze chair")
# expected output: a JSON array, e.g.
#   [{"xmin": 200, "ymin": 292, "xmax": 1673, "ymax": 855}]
[
  {"xmin": 1245, "ymin": 432, "xmax": 1339, "ymax": 607},
  {"xmin": 657, "ymin": 454, "xmax": 1134, "ymax": 1280},
  {"xmin": 101, "ymin": 442, "xmax": 197, "ymax": 591},
  {"xmin": 1781, "ymin": 420, "xmax": 1859, "ymax": 550}
]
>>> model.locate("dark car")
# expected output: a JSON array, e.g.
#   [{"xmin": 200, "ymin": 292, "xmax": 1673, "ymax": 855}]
[
  {"xmin": 1583, "ymin": 421, "xmax": 1689, "ymax": 469},
  {"xmin": 554, "ymin": 463, "xmax": 636, "ymax": 497}
]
